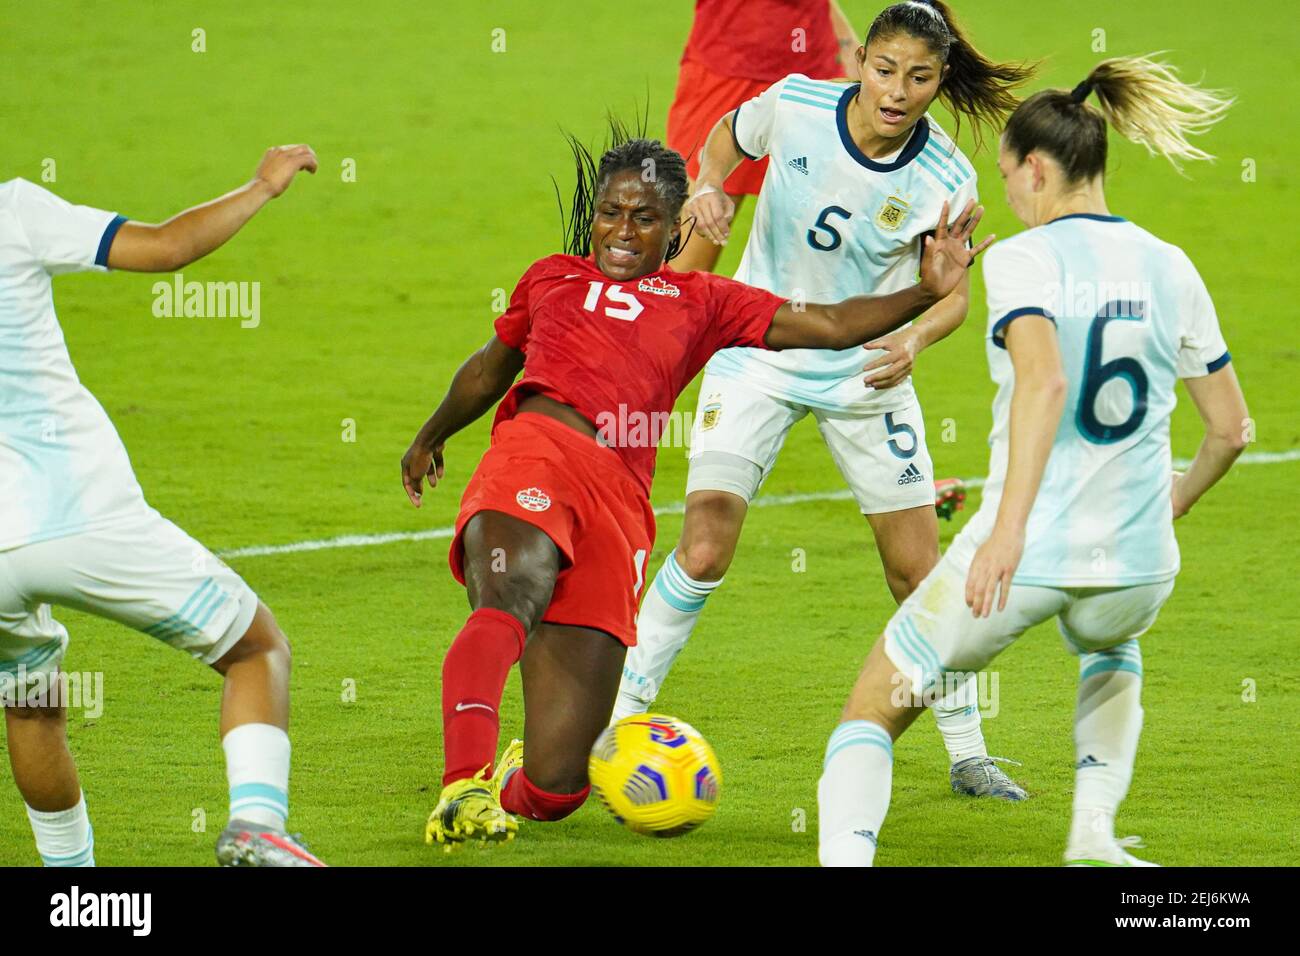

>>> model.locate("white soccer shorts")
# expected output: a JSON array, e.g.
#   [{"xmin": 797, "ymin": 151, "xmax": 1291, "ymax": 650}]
[
  {"xmin": 881, "ymin": 527, "xmax": 1176, "ymax": 695},
  {"xmin": 0, "ymin": 505, "xmax": 258, "ymax": 696},
  {"xmin": 687, "ymin": 370, "xmax": 936, "ymax": 514}
]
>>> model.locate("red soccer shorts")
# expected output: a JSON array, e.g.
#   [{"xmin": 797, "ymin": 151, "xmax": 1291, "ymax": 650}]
[
  {"xmin": 666, "ymin": 60, "xmax": 770, "ymax": 197},
  {"xmin": 449, "ymin": 413, "xmax": 656, "ymax": 647}
]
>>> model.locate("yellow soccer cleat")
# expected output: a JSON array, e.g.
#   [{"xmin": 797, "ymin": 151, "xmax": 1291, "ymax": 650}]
[
  {"xmin": 492, "ymin": 739, "xmax": 525, "ymax": 800},
  {"xmin": 424, "ymin": 767, "xmax": 519, "ymax": 851}
]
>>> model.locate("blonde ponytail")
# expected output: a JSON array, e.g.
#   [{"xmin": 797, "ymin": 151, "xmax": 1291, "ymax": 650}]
[
  {"xmin": 1086, "ymin": 55, "xmax": 1234, "ymax": 171},
  {"xmin": 1004, "ymin": 54, "xmax": 1233, "ymax": 181}
]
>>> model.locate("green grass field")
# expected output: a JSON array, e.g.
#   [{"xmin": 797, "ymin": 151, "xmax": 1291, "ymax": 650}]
[{"xmin": 1, "ymin": 1, "xmax": 1296, "ymax": 866}]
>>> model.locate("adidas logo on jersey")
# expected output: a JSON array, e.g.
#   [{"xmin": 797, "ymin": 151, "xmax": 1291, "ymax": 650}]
[
  {"xmin": 788, "ymin": 156, "xmax": 809, "ymax": 175},
  {"xmin": 1075, "ymin": 754, "xmax": 1109, "ymax": 769},
  {"xmin": 637, "ymin": 276, "xmax": 680, "ymax": 297},
  {"xmin": 896, "ymin": 463, "xmax": 925, "ymax": 486}
]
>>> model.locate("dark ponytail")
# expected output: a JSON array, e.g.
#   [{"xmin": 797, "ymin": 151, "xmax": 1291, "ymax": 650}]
[{"xmin": 865, "ymin": 0, "xmax": 1034, "ymax": 150}]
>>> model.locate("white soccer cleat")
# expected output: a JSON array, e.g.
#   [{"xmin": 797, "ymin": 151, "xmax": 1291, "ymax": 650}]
[
  {"xmin": 1064, "ymin": 835, "xmax": 1159, "ymax": 867},
  {"xmin": 949, "ymin": 755, "xmax": 1028, "ymax": 801}
]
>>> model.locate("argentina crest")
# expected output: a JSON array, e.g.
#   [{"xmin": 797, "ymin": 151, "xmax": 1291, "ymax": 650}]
[
  {"xmin": 700, "ymin": 393, "xmax": 722, "ymax": 430},
  {"xmin": 875, "ymin": 195, "xmax": 911, "ymax": 231}
]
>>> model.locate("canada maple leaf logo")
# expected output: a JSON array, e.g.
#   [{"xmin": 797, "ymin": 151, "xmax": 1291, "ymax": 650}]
[{"xmin": 637, "ymin": 276, "xmax": 680, "ymax": 298}]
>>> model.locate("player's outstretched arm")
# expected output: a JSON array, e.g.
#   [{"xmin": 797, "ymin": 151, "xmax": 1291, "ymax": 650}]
[
  {"xmin": 686, "ymin": 114, "xmax": 747, "ymax": 246},
  {"xmin": 105, "ymin": 145, "xmax": 318, "ymax": 272},
  {"xmin": 965, "ymin": 315, "xmax": 1067, "ymax": 618},
  {"xmin": 862, "ymin": 270, "xmax": 971, "ymax": 390},
  {"xmin": 1174, "ymin": 364, "xmax": 1249, "ymax": 518},
  {"xmin": 401, "ymin": 335, "xmax": 525, "ymax": 507},
  {"xmin": 765, "ymin": 200, "xmax": 992, "ymax": 351}
]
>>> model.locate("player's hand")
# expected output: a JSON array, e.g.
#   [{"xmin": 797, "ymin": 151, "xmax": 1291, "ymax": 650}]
[
  {"xmin": 965, "ymin": 526, "xmax": 1024, "ymax": 619},
  {"xmin": 918, "ymin": 199, "xmax": 994, "ymax": 300},
  {"xmin": 254, "ymin": 145, "xmax": 318, "ymax": 197},
  {"xmin": 685, "ymin": 183, "xmax": 735, "ymax": 246},
  {"xmin": 863, "ymin": 328, "xmax": 921, "ymax": 390},
  {"xmin": 401, "ymin": 439, "xmax": 445, "ymax": 507},
  {"xmin": 1171, "ymin": 469, "xmax": 1190, "ymax": 519}
]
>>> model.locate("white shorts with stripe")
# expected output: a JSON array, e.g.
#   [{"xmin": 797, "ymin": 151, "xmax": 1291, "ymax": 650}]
[
  {"xmin": 882, "ymin": 526, "xmax": 1175, "ymax": 694},
  {"xmin": 687, "ymin": 370, "xmax": 936, "ymax": 515},
  {"xmin": 0, "ymin": 505, "xmax": 257, "ymax": 697}
]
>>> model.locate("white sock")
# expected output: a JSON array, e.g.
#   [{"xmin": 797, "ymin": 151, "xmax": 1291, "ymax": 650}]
[
  {"xmin": 932, "ymin": 673, "xmax": 988, "ymax": 764},
  {"xmin": 223, "ymin": 722, "xmax": 290, "ymax": 830},
  {"xmin": 613, "ymin": 551, "xmax": 722, "ymax": 721},
  {"xmin": 27, "ymin": 791, "xmax": 94, "ymax": 867},
  {"xmin": 817, "ymin": 720, "xmax": 893, "ymax": 867},
  {"xmin": 1069, "ymin": 641, "xmax": 1144, "ymax": 852}
]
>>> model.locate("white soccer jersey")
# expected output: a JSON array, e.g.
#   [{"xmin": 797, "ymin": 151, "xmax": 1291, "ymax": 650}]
[
  {"xmin": 0, "ymin": 179, "xmax": 144, "ymax": 550},
  {"xmin": 704, "ymin": 73, "xmax": 979, "ymax": 412},
  {"xmin": 964, "ymin": 214, "xmax": 1231, "ymax": 586}
]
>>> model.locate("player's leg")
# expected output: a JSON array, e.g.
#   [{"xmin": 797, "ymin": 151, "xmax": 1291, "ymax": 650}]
[
  {"xmin": 425, "ymin": 508, "xmax": 562, "ymax": 847},
  {"xmin": 613, "ymin": 488, "xmax": 745, "ymax": 720},
  {"xmin": 867, "ymin": 505, "xmax": 995, "ymax": 767},
  {"xmin": 817, "ymin": 404, "xmax": 1024, "ymax": 798},
  {"xmin": 866, "ymin": 504, "xmax": 1024, "ymax": 798},
  {"xmin": 7, "ymin": 510, "xmax": 322, "ymax": 865},
  {"xmin": 0, "ymin": 556, "xmax": 89, "ymax": 866},
  {"xmin": 4, "ymin": 700, "xmax": 78, "ymax": 811},
  {"xmin": 498, "ymin": 622, "xmax": 626, "ymax": 820},
  {"xmin": 818, "ymin": 542, "xmax": 1060, "ymax": 866},
  {"xmin": 205, "ymin": 601, "xmax": 328, "ymax": 866},
  {"xmin": 861, "ymin": 503, "xmax": 939, "ymax": 603},
  {"xmin": 1, "ymin": 557, "xmax": 94, "ymax": 868},
  {"xmin": 211, "ymin": 602, "xmax": 289, "ymax": 735},
  {"xmin": 444, "ymin": 509, "xmax": 559, "ymax": 785},
  {"xmin": 1059, "ymin": 579, "xmax": 1175, "ymax": 867},
  {"xmin": 3, "ymin": 674, "xmax": 95, "ymax": 867},
  {"xmin": 615, "ymin": 374, "xmax": 802, "ymax": 718},
  {"xmin": 818, "ymin": 635, "xmax": 925, "ymax": 866},
  {"xmin": 499, "ymin": 443, "xmax": 654, "ymax": 821}
]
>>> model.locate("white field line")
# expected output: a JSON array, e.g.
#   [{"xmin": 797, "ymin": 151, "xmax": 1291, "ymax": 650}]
[{"xmin": 218, "ymin": 448, "xmax": 1300, "ymax": 560}]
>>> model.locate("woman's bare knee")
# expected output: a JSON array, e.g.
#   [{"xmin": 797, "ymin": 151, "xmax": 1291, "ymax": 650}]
[
  {"xmin": 212, "ymin": 603, "xmax": 290, "ymax": 674},
  {"xmin": 3, "ymin": 700, "xmax": 67, "ymax": 725},
  {"xmin": 677, "ymin": 492, "xmax": 747, "ymax": 580}
]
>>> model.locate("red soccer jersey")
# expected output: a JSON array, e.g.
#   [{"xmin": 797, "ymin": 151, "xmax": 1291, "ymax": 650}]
[
  {"xmin": 682, "ymin": 0, "xmax": 841, "ymax": 83},
  {"xmin": 493, "ymin": 254, "xmax": 785, "ymax": 494}
]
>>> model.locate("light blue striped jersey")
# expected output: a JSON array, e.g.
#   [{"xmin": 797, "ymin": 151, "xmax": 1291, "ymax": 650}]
[
  {"xmin": 705, "ymin": 73, "xmax": 978, "ymax": 412},
  {"xmin": 0, "ymin": 179, "xmax": 143, "ymax": 550},
  {"xmin": 965, "ymin": 214, "xmax": 1230, "ymax": 586}
]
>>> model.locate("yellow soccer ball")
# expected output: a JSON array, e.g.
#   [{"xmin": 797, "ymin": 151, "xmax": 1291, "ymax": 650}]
[{"xmin": 589, "ymin": 714, "xmax": 722, "ymax": 837}]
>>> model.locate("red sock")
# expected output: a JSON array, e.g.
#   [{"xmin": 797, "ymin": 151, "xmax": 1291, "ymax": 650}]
[
  {"xmin": 500, "ymin": 768, "xmax": 590, "ymax": 821},
  {"xmin": 441, "ymin": 607, "xmax": 526, "ymax": 786}
]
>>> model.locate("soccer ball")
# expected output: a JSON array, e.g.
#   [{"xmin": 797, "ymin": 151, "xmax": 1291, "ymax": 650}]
[{"xmin": 588, "ymin": 714, "xmax": 722, "ymax": 837}]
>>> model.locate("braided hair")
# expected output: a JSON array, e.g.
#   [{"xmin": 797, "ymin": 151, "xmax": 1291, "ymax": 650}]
[{"xmin": 556, "ymin": 114, "xmax": 690, "ymax": 261}]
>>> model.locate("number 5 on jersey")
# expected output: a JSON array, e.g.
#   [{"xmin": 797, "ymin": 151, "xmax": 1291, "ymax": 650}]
[
  {"xmin": 807, "ymin": 205, "xmax": 852, "ymax": 252},
  {"xmin": 584, "ymin": 281, "xmax": 644, "ymax": 322}
]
